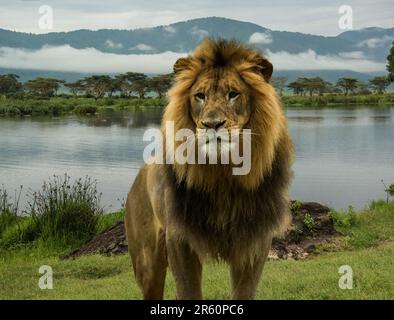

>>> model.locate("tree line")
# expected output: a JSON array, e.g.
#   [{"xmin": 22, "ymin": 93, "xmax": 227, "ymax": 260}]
[
  {"xmin": 271, "ymin": 76, "xmax": 391, "ymax": 96},
  {"xmin": 0, "ymin": 73, "xmax": 173, "ymax": 99},
  {"xmin": 1, "ymin": 41, "xmax": 394, "ymax": 99}
]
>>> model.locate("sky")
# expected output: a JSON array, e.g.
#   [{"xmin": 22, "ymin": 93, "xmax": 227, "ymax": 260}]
[
  {"xmin": 0, "ymin": 0, "xmax": 393, "ymax": 35},
  {"xmin": 0, "ymin": 0, "xmax": 392, "ymax": 73}
]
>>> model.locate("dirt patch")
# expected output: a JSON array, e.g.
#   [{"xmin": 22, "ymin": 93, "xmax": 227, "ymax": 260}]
[{"xmin": 62, "ymin": 201, "xmax": 340, "ymax": 260}]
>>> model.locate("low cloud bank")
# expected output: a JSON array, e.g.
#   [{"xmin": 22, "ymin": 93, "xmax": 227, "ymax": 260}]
[
  {"xmin": 0, "ymin": 45, "xmax": 386, "ymax": 74},
  {"xmin": 0, "ymin": 45, "xmax": 184, "ymax": 74}
]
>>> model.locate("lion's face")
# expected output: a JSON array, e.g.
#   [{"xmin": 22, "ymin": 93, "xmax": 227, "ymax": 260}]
[
  {"xmin": 189, "ymin": 68, "xmax": 252, "ymax": 131},
  {"xmin": 163, "ymin": 39, "xmax": 290, "ymax": 191}
]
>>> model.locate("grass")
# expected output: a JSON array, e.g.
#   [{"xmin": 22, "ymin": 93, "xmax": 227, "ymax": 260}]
[
  {"xmin": 329, "ymin": 200, "xmax": 394, "ymax": 249},
  {"xmin": 282, "ymin": 93, "xmax": 394, "ymax": 107},
  {"xmin": 0, "ymin": 243, "xmax": 393, "ymax": 299},
  {"xmin": 0, "ymin": 96, "xmax": 166, "ymax": 116},
  {"xmin": 0, "ymin": 182, "xmax": 394, "ymax": 299},
  {"xmin": 0, "ymin": 200, "xmax": 393, "ymax": 299},
  {"xmin": 0, "ymin": 175, "xmax": 104, "ymax": 250},
  {"xmin": 0, "ymin": 93, "xmax": 393, "ymax": 117}
]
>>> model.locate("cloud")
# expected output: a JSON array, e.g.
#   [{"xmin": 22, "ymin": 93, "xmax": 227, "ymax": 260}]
[
  {"xmin": 0, "ymin": 45, "xmax": 184, "ymax": 74},
  {"xmin": 356, "ymin": 35, "xmax": 393, "ymax": 48},
  {"xmin": 164, "ymin": 25, "xmax": 176, "ymax": 34},
  {"xmin": 0, "ymin": 45, "xmax": 385, "ymax": 74},
  {"xmin": 130, "ymin": 43, "xmax": 155, "ymax": 51},
  {"xmin": 248, "ymin": 32, "xmax": 272, "ymax": 44},
  {"xmin": 338, "ymin": 51, "xmax": 365, "ymax": 59},
  {"xmin": 266, "ymin": 49, "xmax": 385, "ymax": 72},
  {"xmin": 190, "ymin": 26, "xmax": 209, "ymax": 39},
  {"xmin": 105, "ymin": 40, "xmax": 123, "ymax": 49}
]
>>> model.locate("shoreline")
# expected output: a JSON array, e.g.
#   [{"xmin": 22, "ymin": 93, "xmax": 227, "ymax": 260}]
[{"xmin": 1, "ymin": 94, "xmax": 394, "ymax": 117}]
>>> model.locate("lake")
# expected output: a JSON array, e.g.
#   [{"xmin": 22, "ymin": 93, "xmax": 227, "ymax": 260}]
[{"xmin": 0, "ymin": 106, "xmax": 393, "ymax": 211}]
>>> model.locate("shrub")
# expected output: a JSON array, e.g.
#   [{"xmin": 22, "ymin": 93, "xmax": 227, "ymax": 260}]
[
  {"xmin": 303, "ymin": 213, "xmax": 316, "ymax": 232},
  {"xmin": 75, "ymin": 105, "xmax": 98, "ymax": 115},
  {"xmin": 27, "ymin": 174, "xmax": 103, "ymax": 246}
]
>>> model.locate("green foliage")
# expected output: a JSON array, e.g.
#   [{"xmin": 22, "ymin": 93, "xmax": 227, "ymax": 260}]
[
  {"xmin": 28, "ymin": 174, "xmax": 103, "ymax": 245},
  {"xmin": 97, "ymin": 209, "xmax": 125, "ymax": 233},
  {"xmin": 0, "ymin": 175, "xmax": 104, "ymax": 250},
  {"xmin": 331, "ymin": 200, "xmax": 394, "ymax": 249},
  {"xmin": 303, "ymin": 213, "xmax": 315, "ymax": 232},
  {"xmin": 369, "ymin": 76, "xmax": 390, "ymax": 94},
  {"xmin": 387, "ymin": 184, "xmax": 394, "ymax": 197},
  {"xmin": 290, "ymin": 200, "xmax": 303, "ymax": 215},
  {"xmin": 282, "ymin": 93, "xmax": 394, "ymax": 108},
  {"xmin": 0, "ymin": 74, "xmax": 22, "ymax": 94}
]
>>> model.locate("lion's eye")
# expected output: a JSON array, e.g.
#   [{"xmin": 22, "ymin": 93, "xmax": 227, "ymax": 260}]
[
  {"xmin": 195, "ymin": 92, "xmax": 205, "ymax": 101},
  {"xmin": 228, "ymin": 91, "xmax": 239, "ymax": 99}
]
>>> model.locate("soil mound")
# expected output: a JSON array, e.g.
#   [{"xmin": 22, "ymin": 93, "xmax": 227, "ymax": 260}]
[{"xmin": 62, "ymin": 201, "xmax": 340, "ymax": 260}]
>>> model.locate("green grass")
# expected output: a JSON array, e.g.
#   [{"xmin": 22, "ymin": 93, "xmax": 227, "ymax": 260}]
[
  {"xmin": 0, "ymin": 200, "xmax": 393, "ymax": 299},
  {"xmin": 330, "ymin": 200, "xmax": 394, "ymax": 249},
  {"xmin": 282, "ymin": 93, "xmax": 394, "ymax": 107},
  {"xmin": 0, "ymin": 93, "xmax": 393, "ymax": 117},
  {"xmin": 0, "ymin": 243, "xmax": 393, "ymax": 299},
  {"xmin": 0, "ymin": 96, "xmax": 166, "ymax": 116}
]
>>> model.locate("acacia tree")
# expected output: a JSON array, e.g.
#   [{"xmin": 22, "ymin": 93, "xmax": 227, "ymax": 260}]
[
  {"xmin": 149, "ymin": 74, "xmax": 173, "ymax": 98},
  {"xmin": 24, "ymin": 78, "xmax": 65, "ymax": 97},
  {"xmin": 287, "ymin": 79, "xmax": 305, "ymax": 95},
  {"xmin": 83, "ymin": 75, "xmax": 113, "ymax": 99},
  {"xmin": 116, "ymin": 72, "xmax": 147, "ymax": 97},
  {"xmin": 271, "ymin": 76, "xmax": 287, "ymax": 96},
  {"xmin": 387, "ymin": 41, "xmax": 394, "ymax": 82},
  {"xmin": 0, "ymin": 74, "xmax": 23, "ymax": 95},
  {"xmin": 64, "ymin": 80, "xmax": 86, "ymax": 96},
  {"xmin": 369, "ymin": 76, "xmax": 390, "ymax": 94},
  {"xmin": 336, "ymin": 78, "xmax": 358, "ymax": 95},
  {"xmin": 131, "ymin": 76, "xmax": 149, "ymax": 98}
]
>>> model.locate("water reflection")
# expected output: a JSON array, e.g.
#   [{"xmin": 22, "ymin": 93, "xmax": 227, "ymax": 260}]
[{"xmin": 0, "ymin": 106, "xmax": 393, "ymax": 211}]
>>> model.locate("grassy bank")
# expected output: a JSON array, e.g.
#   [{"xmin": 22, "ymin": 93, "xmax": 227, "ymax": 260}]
[
  {"xmin": 282, "ymin": 93, "xmax": 394, "ymax": 107},
  {"xmin": 0, "ymin": 96, "xmax": 166, "ymax": 117},
  {"xmin": 0, "ymin": 93, "xmax": 393, "ymax": 117},
  {"xmin": 1, "ymin": 198, "xmax": 393, "ymax": 299}
]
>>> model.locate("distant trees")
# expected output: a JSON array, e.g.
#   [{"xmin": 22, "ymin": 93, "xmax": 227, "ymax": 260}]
[
  {"xmin": 387, "ymin": 41, "xmax": 394, "ymax": 82},
  {"xmin": 0, "ymin": 74, "xmax": 22, "ymax": 94},
  {"xmin": 148, "ymin": 74, "xmax": 173, "ymax": 98},
  {"xmin": 62, "ymin": 72, "xmax": 173, "ymax": 99},
  {"xmin": 0, "ymin": 70, "xmax": 389, "ymax": 99},
  {"xmin": 64, "ymin": 80, "xmax": 86, "ymax": 96},
  {"xmin": 287, "ymin": 77, "xmax": 332, "ymax": 96},
  {"xmin": 24, "ymin": 78, "xmax": 65, "ymax": 97},
  {"xmin": 368, "ymin": 76, "xmax": 390, "ymax": 94},
  {"xmin": 82, "ymin": 75, "xmax": 113, "ymax": 100},
  {"xmin": 115, "ymin": 72, "xmax": 147, "ymax": 97},
  {"xmin": 335, "ymin": 78, "xmax": 359, "ymax": 95},
  {"xmin": 271, "ymin": 76, "xmax": 287, "ymax": 96}
]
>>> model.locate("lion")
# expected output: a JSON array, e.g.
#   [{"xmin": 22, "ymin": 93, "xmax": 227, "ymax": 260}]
[{"xmin": 125, "ymin": 39, "xmax": 294, "ymax": 300}]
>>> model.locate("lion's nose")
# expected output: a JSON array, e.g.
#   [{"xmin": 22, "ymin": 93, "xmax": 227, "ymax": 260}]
[{"xmin": 201, "ymin": 118, "xmax": 227, "ymax": 130}]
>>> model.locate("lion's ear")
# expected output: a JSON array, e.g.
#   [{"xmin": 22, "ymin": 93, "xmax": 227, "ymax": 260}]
[
  {"xmin": 255, "ymin": 57, "xmax": 273, "ymax": 82},
  {"xmin": 173, "ymin": 57, "xmax": 192, "ymax": 74}
]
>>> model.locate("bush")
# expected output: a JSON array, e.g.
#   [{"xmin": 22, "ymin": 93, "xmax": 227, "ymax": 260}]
[
  {"xmin": 75, "ymin": 105, "xmax": 98, "ymax": 115},
  {"xmin": 27, "ymin": 174, "xmax": 103, "ymax": 245}
]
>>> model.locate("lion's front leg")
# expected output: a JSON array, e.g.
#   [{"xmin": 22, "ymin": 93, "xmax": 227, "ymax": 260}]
[
  {"xmin": 166, "ymin": 233, "xmax": 203, "ymax": 300},
  {"xmin": 229, "ymin": 239, "xmax": 271, "ymax": 300}
]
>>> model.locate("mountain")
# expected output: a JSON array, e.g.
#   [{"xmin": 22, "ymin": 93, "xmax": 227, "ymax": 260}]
[{"xmin": 0, "ymin": 17, "xmax": 393, "ymax": 81}]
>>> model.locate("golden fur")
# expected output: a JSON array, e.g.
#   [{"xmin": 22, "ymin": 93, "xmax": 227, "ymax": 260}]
[{"xmin": 125, "ymin": 39, "xmax": 294, "ymax": 299}]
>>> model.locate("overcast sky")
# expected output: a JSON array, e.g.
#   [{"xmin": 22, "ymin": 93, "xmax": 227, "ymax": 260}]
[{"xmin": 0, "ymin": 0, "xmax": 393, "ymax": 35}]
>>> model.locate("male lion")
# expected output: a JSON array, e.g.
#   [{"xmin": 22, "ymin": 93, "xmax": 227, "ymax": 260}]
[{"xmin": 125, "ymin": 39, "xmax": 294, "ymax": 300}]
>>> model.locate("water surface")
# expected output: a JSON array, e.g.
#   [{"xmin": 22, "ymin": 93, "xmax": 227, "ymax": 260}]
[{"xmin": 0, "ymin": 106, "xmax": 393, "ymax": 211}]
